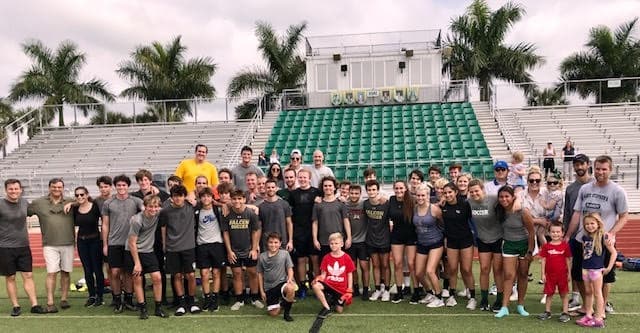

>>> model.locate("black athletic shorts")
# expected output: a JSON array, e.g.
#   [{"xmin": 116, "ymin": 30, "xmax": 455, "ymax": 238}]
[
  {"xmin": 446, "ymin": 237, "xmax": 474, "ymax": 250},
  {"xmin": 0, "ymin": 247, "xmax": 32, "ymax": 276},
  {"xmin": 124, "ymin": 251, "xmax": 160, "ymax": 274},
  {"xmin": 347, "ymin": 242, "xmax": 369, "ymax": 261},
  {"xmin": 107, "ymin": 245, "xmax": 127, "ymax": 268},
  {"xmin": 476, "ymin": 239, "xmax": 503, "ymax": 254},
  {"xmin": 165, "ymin": 248, "xmax": 196, "ymax": 274},
  {"xmin": 196, "ymin": 243, "xmax": 226, "ymax": 269},
  {"xmin": 390, "ymin": 225, "xmax": 417, "ymax": 245},
  {"xmin": 266, "ymin": 282, "xmax": 286, "ymax": 310},
  {"xmin": 417, "ymin": 241, "xmax": 444, "ymax": 255},
  {"xmin": 603, "ymin": 244, "xmax": 616, "ymax": 284},
  {"xmin": 320, "ymin": 245, "xmax": 332, "ymax": 260},
  {"xmin": 366, "ymin": 245, "xmax": 390, "ymax": 256},
  {"xmin": 229, "ymin": 256, "xmax": 257, "ymax": 268},
  {"xmin": 292, "ymin": 236, "xmax": 319, "ymax": 258},
  {"xmin": 320, "ymin": 282, "xmax": 345, "ymax": 307}
]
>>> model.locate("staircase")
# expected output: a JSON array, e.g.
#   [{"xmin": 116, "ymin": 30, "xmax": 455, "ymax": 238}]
[
  {"xmin": 471, "ymin": 102, "xmax": 511, "ymax": 160},
  {"xmin": 251, "ymin": 110, "xmax": 281, "ymax": 165}
]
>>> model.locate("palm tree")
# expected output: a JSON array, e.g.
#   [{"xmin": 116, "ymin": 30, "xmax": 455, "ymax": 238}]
[
  {"xmin": 228, "ymin": 21, "xmax": 307, "ymax": 119},
  {"xmin": 526, "ymin": 86, "xmax": 568, "ymax": 106},
  {"xmin": 443, "ymin": 0, "xmax": 544, "ymax": 101},
  {"xmin": 560, "ymin": 18, "xmax": 640, "ymax": 103},
  {"xmin": 117, "ymin": 36, "xmax": 217, "ymax": 122},
  {"xmin": 9, "ymin": 40, "xmax": 115, "ymax": 126}
]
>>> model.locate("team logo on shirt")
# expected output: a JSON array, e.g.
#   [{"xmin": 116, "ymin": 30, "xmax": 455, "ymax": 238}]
[
  {"xmin": 202, "ymin": 214, "xmax": 216, "ymax": 224},
  {"xmin": 548, "ymin": 249, "xmax": 565, "ymax": 255},
  {"xmin": 327, "ymin": 262, "xmax": 345, "ymax": 282}
]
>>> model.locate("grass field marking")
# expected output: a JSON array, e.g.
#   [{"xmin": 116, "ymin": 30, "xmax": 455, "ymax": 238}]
[{"xmin": 6, "ymin": 312, "xmax": 640, "ymax": 319}]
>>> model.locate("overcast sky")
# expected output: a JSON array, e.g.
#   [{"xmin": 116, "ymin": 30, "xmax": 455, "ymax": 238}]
[{"xmin": 1, "ymin": 0, "xmax": 638, "ymax": 103}]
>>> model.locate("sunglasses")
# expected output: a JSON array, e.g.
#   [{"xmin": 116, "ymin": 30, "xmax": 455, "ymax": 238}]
[
  {"xmin": 494, "ymin": 167, "xmax": 507, "ymax": 172},
  {"xmin": 547, "ymin": 181, "xmax": 559, "ymax": 185},
  {"xmin": 75, "ymin": 193, "xmax": 86, "ymax": 198},
  {"xmin": 528, "ymin": 179, "xmax": 542, "ymax": 184},
  {"xmin": 290, "ymin": 157, "xmax": 300, "ymax": 161}
]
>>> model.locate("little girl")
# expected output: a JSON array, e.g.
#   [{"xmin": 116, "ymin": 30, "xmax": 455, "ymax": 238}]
[
  {"xmin": 507, "ymin": 152, "xmax": 526, "ymax": 194},
  {"xmin": 576, "ymin": 213, "xmax": 616, "ymax": 328}
]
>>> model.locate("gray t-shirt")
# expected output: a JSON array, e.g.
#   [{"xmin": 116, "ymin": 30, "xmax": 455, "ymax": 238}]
[
  {"xmin": 573, "ymin": 181, "xmax": 628, "ymax": 240},
  {"xmin": 257, "ymin": 249, "xmax": 293, "ymax": 291},
  {"xmin": 259, "ymin": 198, "xmax": 292, "ymax": 249},
  {"xmin": 126, "ymin": 212, "xmax": 157, "ymax": 253},
  {"xmin": 503, "ymin": 209, "xmax": 528, "ymax": 242},
  {"xmin": 563, "ymin": 177, "xmax": 593, "ymax": 235},
  {"xmin": 469, "ymin": 195, "xmax": 503, "ymax": 243},
  {"xmin": 197, "ymin": 207, "xmax": 223, "ymax": 245},
  {"xmin": 312, "ymin": 199, "xmax": 347, "ymax": 246},
  {"xmin": 0, "ymin": 198, "xmax": 29, "ymax": 248},
  {"xmin": 102, "ymin": 196, "xmax": 143, "ymax": 246},
  {"xmin": 159, "ymin": 203, "xmax": 196, "ymax": 252},
  {"xmin": 232, "ymin": 163, "xmax": 265, "ymax": 192},
  {"xmin": 346, "ymin": 201, "xmax": 366, "ymax": 243},
  {"xmin": 310, "ymin": 165, "xmax": 335, "ymax": 188},
  {"xmin": 221, "ymin": 207, "xmax": 261, "ymax": 258}
]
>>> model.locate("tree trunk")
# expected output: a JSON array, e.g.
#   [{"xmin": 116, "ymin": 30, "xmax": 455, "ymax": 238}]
[
  {"xmin": 479, "ymin": 78, "xmax": 490, "ymax": 102},
  {"xmin": 57, "ymin": 105, "xmax": 65, "ymax": 127}
]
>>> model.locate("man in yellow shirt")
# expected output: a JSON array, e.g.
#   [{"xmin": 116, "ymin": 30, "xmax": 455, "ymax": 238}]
[{"xmin": 175, "ymin": 144, "xmax": 219, "ymax": 193}]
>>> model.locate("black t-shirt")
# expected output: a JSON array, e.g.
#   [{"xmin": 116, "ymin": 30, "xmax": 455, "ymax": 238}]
[
  {"xmin": 73, "ymin": 203, "xmax": 101, "ymax": 237},
  {"xmin": 388, "ymin": 196, "xmax": 413, "ymax": 233},
  {"xmin": 288, "ymin": 187, "xmax": 322, "ymax": 240},
  {"xmin": 221, "ymin": 207, "xmax": 261, "ymax": 257},
  {"xmin": 562, "ymin": 146, "xmax": 575, "ymax": 162},
  {"xmin": 363, "ymin": 200, "xmax": 390, "ymax": 248},
  {"xmin": 441, "ymin": 200, "xmax": 473, "ymax": 240}
]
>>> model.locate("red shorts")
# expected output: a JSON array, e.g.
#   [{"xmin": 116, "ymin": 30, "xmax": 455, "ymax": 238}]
[{"xmin": 543, "ymin": 273, "xmax": 569, "ymax": 296}]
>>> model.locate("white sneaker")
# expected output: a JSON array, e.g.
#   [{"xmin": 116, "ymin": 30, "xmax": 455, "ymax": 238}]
[
  {"xmin": 509, "ymin": 285, "xmax": 518, "ymax": 301},
  {"xmin": 381, "ymin": 290, "xmax": 391, "ymax": 302},
  {"xmin": 230, "ymin": 301, "xmax": 244, "ymax": 311},
  {"xmin": 369, "ymin": 289, "xmax": 382, "ymax": 301},
  {"xmin": 427, "ymin": 298, "xmax": 445, "ymax": 308},
  {"xmin": 189, "ymin": 305, "xmax": 202, "ymax": 313},
  {"xmin": 442, "ymin": 289, "xmax": 450, "ymax": 298},
  {"xmin": 466, "ymin": 298, "xmax": 477, "ymax": 310},
  {"xmin": 489, "ymin": 284, "xmax": 497, "ymax": 296},
  {"xmin": 251, "ymin": 299, "xmax": 264, "ymax": 309},
  {"xmin": 457, "ymin": 288, "xmax": 469, "ymax": 298},
  {"xmin": 389, "ymin": 284, "xmax": 398, "ymax": 294},
  {"xmin": 419, "ymin": 294, "xmax": 436, "ymax": 304},
  {"xmin": 445, "ymin": 296, "xmax": 457, "ymax": 307},
  {"xmin": 540, "ymin": 294, "xmax": 547, "ymax": 304},
  {"xmin": 568, "ymin": 295, "xmax": 581, "ymax": 311},
  {"xmin": 175, "ymin": 306, "xmax": 186, "ymax": 316}
]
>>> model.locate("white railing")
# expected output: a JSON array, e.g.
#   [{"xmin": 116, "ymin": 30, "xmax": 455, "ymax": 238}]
[{"xmin": 224, "ymin": 97, "xmax": 264, "ymax": 168}]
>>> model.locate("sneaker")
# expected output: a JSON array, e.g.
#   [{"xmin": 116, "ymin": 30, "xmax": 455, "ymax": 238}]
[
  {"xmin": 558, "ymin": 312, "xmax": 571, "ymax": 323},
  {"xmin": 538, "ymin": 279, "xmax": 544, "ymax": 285},
  {"xmin": 538, "ymin": 311, "xmax": 552, "ymax": 320},
  {"xmin": 283, "ymin": 313, "xmax": 294, "ymax": 322},
  {"xmin": 491, "ymin": 300, "xmax": 502, "ymax": 313},
  {"xmin": 489, "ymin": 284, "xmax": 497, "ymax": 296},
  {"xmin": 466, "ymin": 298, "xmax": 477, "ymax": 310},
  {"xmin": 457, "ymin": 288, "xmax": 469, "ymax": 298},
  {"xmin": 174, "ymin": 306, "xmax": 186, "ymax": 316},
  {"xmin": 445, "ymin": 296, "xmax": 457, "ymax": 307},
  {"xmin": 540, "ymin": 294, "xmax": 547, "ymax": 304},
  {"xmin": 419, "ymin": 294, "xmax": 436, "ymax": 304},
  {"xmin": 361, "ymin": 288, "xmax": 369, "ymax": 301},
  {"xmin": 479, "ymin": 300, "xmax": 490, "ymax": 311},
  {"xmin": 516, "ymin": 304, "xmax": 529, "ymax": 316},
  {"xmin": 60, "ymin": 300, "xmax": 70, "ymax": 309},
  {"xmin": 94, "ymin": 297, "xmax": 104, "ymax": 307},
  {"xmin": 527, "ymin": 273, "xmax": 533, "ymax": 282},
  {"xmin": 46, "ymin": 304, "xmax": 59, "ymax": 313},
  {"xmin": 389, "ymin": 284, "xmax": 398, "ymax": 294},
  {"xmin": 252, "ymin": 299, "xmax": 265, "ymax": 309},
  {"xmin": 139, "ymin": 307, "xmax": 149, "ymax": 320},
  {"xmin": 381, "ymin": 290, "xmax": 391, "ymax": 302},
  {"xmin": 189, "ymin": 304, "xmax": 202, "ymax": 313},
  {"xmin": 369, "ymin": 289, "xmax": 382, "ymax": 301},
  {"xmin": 391, "ymin": 293, "xmax": 403, "ymax": 304},
  {"xmin": 402, "ymin": 286, "xmax": 411, "ymax": 297},
  {"xmin": 441, "ymin": 289, "xmax": 450, "ymax": 298},
  {"xmin": 576, "ymin": 315, "xmax": 593, "ymax": 327},
  {"xmin": 11, "ymin": 306, "xmax": 21, "ymax": 317},
  {"xmin": 427, "ymin": 298, "xmax": 445, "ymax": 308},
  {"xmin": 230, "ymin": 301, "xmax": 244, "ymax": 311},
  {"xmin": 297, "ymin": 288, "xmax": 307, "ymax": 300},
  {"xmin": 209, "ymin": 297, "xmax": 219, "ymax": 312},
  {"xmin": 84, "ymin": 297, "xmax": 96, "ymax": 307},
  {"xmin": 494, "ymin": 307, "xmax": 509, "ymax": 318},
  {"xmin": 113, "ymin": 302, "xmax": 124, "ymax": 313},
  {"xmin": 588, "ymin": 318, "xmax": 605, "ymax": 328},
  {"xmin": 605, "ymin": 302, "xmax": 615, "ymax": 314},
  {"xmin": 318, "ymin": 307, "xmax": 331, "ymax": 319},
  {"xmin": 353, "ymin": 287, "xmax": 361, "ymax": 297},
  {"xmin": 568, "ymin": 298, "xmax": 582, "ymax": 312},
  {"xmin": 409, "ymin": 291, "xmax": 421, "ymax": 305},
  {"xmin": 124, "ymin": 300, "xmax": 136, "ymax": 311},
  {"xmin": 155, "ymin": 307, "xmax": 168, "ymax": 318},
  {"xmin": 30, "ymin": 305, "xmax": 46, "ymax": 314}
]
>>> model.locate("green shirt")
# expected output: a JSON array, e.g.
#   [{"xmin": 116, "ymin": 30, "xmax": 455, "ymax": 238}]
[{"xmin": 28, "ymin": 195, "xmax": 75, "ymax": 246}]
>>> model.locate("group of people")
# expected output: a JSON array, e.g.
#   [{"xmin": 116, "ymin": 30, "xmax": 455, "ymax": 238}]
[{"xmin": 0, "ymin": 143, "xmax": 628, "ymax": 329}]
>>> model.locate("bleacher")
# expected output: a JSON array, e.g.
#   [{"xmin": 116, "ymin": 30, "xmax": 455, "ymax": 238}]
[
  {"xmin": 0, "ymin": 121, "xmax": 250, "ymax": 200},
  {"xmin": 265, "ymin": 102, "xmax": 494, "ymax": 183}
]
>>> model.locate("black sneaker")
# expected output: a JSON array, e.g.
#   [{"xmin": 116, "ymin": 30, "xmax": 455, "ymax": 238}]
[
  {"xmin": 402, "ymin": 286, "xmax": 411, "ymax": 297},
  {"xmin": 318, "ymin": 307, "xmax": 331, "ymax": 319},
  {"xmin": 391, "ymin": 293, "xmax": 403, "ymax": 304},
  {"xmin": 284, "ymin": 313, "xmax": 294, "ymax": 322},
  {"xmin": 479, "ymin": 300, "xmax": 490, "ymax": 311},
  {"xmin": 209, "ymin": 296, "xmax": 219, "ymax": 312},
  {"xmin": 491, "ymin": 300, "xmax": 502, "ymax": 313},
  {"xmin": 409, "ymin": 291, "xmax": 421, "ymax": 305},
  {"xmin": 84, "ymin": 297, "xmax": 96, "ymax": 307},
  {"xmin": 353, "ymin": 286, "xmax": 361, "ymax": 297},
  {"xmin": 11, "ymin": 306, "xmax": 21, "ymax": 317},
  {"xmin": 114, "ymin": 302, "xmax": 124, "ymax": 313},
  {"xmin": 538, "ymin": 311, "xmax": 552, "ymax": 320},
  {"xmin": 139, "ymin": 307, "xmax": 149, "ymax": 320},
  {"xmin": 94, "ymin": 297, "xmax": 104, "ymax": 307},
  {"xmin": 30, "ymin": 305, "xmax": 46, "ymax": 314},
  {"xmin": 175, "ymin": 305, "xmax": 186, "ymax": 316},
  {"xmin": 155, "ymin": 307, "xmax": 168, "ymax": 318},
  {"xmin": 361, "ymin": 288, "xmax": 369, "ymax": 301}
]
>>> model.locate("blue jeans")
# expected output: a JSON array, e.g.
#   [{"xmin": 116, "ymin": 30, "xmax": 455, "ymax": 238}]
[{"xmin": 77, "ymin": 237, "xmax": 104, "ymax": 298}]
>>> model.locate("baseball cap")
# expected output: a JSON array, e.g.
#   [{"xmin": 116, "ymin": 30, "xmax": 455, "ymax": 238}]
[
  {"xmin": 290, "ymin": 149, "xmax": 302, "ymax": 158},
  {"xmin": 573, "ymin": 154, "xmax": 589, "ymax": 164},
  {"xmin": 493, "ymin": 160, "xmax": 508, "ymax": 170}
]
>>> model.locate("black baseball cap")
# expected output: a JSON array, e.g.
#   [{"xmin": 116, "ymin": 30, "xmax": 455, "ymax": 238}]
[{"xmin": 573, "ymin": 154, "xmax": 589, "ymax": 164}]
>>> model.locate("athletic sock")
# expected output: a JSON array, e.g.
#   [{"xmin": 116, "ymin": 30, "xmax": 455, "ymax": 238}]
[
  {"xmin": 436, "ymin": 293, "xmax": 442, "ymax": 300},
  {"xmin": 251, "ymin": 293, "xmax": 260, "ymax": 302},
  {"xmin": 375, "ymin": 285, "xmax": 380, "ymax": 291},
  {"xmin": 125, "ymin": 292, "xmax": 133, "ymax": 305},
  {"xmin": 178, "ymin": 295, "xmax": 186, "ymax": 307},
  {"xmin": 469, "ymin": 289, "xmax": 476, "ymax": 299},
  {"xmin": 481, "ymin": 290, "xmax": 489, "ymax": 303},
  {"xmin": 235, "ymin": 294, "xmax": 244, "ymax": 303},
  {"xmin": 138, "ymin": 301, "xmax": 146, "ymax": 309},
  {"xmin": 449, "ymin": 288, "xmax": 456, "ymax": 297},
  {"xmin": 443, "ymin": 279, "xmax": 450, "ymax": 290},
  {"xmin": 283, "ymin": 300, "xmax": 292, "ymax": 315},
  {"xmin": 496, "ymin": 292, "xmax": 504, "ymax": 304},
  {"xmin": 154, "ymin": 301, "xmax": 162, "ymax": 308},
  {"xmin": 113, "ymin": 293, "xmax": 122, "ymax": 304},
  {"xmin": 385, "ymin": 285, "xmax": 390, "ymax": 291},
  {"xmin": 403, "ymin": 276, "xmax": 411, "ymax": 287}
]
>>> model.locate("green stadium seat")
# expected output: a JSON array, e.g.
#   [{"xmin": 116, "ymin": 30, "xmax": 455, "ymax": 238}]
[
  {"xmin": 469, "ymin": 126, "xmax": 482, "ymax": 134},
  {"xmin": 395, "ymin": 151, "xmax": 406, "ymax": 160},
  {"xmin": 462, "ymin": 141, "xmax": 475, "ymax": 149},
  {"xmin": 429, "ymin": 150, "xmax": 441, "ymax": 159},
  {"xmin": 406, "ymin": 151, "xmax": 417, "ymax": 160},
  {"xmin": 458, "ymin": 127, "xmax": 470, "ymax": 135},
  {"xmin": 460, "ymin": 134, "xmax": 472, "ymax": 142},
  {"xmin": 440, "ymin": 150, "xmax": 452, "ymax": 159},
  {"xmin": 474, "ymin": 141, "xmax": 487, "ymax": 149},
  {"xmin": 451, "ymin": 142, "xmax": 463, "ymax": 150},
  {"xmin": 477, "ymin": 148, "xmax": 490, "ymax": 156},
  {"xmin": 382, "ymin": 168, "xmax": 394, "ymax": 181}
]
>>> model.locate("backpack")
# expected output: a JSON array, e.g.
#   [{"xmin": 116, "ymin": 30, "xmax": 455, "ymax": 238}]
[{"xmin": 622, "ymin": 258, "xmax": 640, "ymax": 272}]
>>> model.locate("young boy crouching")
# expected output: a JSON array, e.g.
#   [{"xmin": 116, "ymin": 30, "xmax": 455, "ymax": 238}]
[{"xmin": 257, "ymin": 232, "xmax": 297, "ymax": 322}]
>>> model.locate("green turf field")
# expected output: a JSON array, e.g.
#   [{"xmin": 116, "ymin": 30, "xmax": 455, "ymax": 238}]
[{"xmin": 1, "ymin": 263, "xmax": 638, "ymax": 332}]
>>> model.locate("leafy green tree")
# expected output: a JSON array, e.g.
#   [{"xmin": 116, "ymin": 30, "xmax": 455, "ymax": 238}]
[
  {"xmin": 443, "ymin": 0, "xmax": 544, "ymax": 101},
  {"xmin": 527, "ymin": 86, "xmax": 568, "ymax": 106},
  {"xmin": 9, "ymin": 40, "xmax": 114, "ymax": 126},
  {"xmin": 228, "ymin": 21, "xmax": 307, "ymax": 119},
  {"xmin": 117, "ymin": 36, "xmax": 217, "ymax": 122},
  {"xmin": 560, "ymin": 18, "xmax": 640, "ymax": 103}
]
